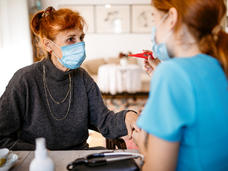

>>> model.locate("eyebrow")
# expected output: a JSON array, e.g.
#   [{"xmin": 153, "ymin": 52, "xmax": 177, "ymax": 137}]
[
  {"xmin": 67, "ymin": 34, "xmax": 77, "ymax": 38},
  {"xmin": 67, "ymin": 33, "xmax": 84, "ymax": 38}
]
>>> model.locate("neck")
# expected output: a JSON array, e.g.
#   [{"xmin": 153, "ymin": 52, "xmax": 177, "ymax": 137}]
[
  {"xmin": 50, "ymin": 54, "xmax": 69, "ymax": 72},
  {"xmin": 170, "ymin": 25, "xmax": 202, "ymax": 58},
  {"xmin": 174, "ymin": 43, "xmax": 201, "ymax": 58}
]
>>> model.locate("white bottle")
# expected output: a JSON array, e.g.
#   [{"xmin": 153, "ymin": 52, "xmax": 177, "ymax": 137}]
[{"xmin": 29, "ymin": 138, "xmax": 55, "ymax": 171}]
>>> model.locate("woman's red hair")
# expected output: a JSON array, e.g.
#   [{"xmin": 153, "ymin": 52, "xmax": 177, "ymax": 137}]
[
  {"xmin": 31, "ymin": 7, "xmax": 86, "ymax": 41},
  {"xmin": 152, "ymin": 0, "xmax": 228, "ymax": 78}
]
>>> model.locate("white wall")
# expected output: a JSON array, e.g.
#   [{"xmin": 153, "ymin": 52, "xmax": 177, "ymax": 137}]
[
  {"xmin": 84, "ymin": 34, "xmax": 152, "ymax": 59},
  {"xmin": 39, "ymin": 0, "xmax": 152, "ymax": 59},
  {"xmin": 41, "ymin": 0, "xmax": 151, "ymax": 8},
  {"xmin": 0, "ymin": 0, "xmax": 33, "ymax": 96}
]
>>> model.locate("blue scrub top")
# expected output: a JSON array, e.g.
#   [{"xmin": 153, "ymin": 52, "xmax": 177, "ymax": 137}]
[{"xmin": 137, "ymin": 54, "xmax": 228, "ymax": 171}]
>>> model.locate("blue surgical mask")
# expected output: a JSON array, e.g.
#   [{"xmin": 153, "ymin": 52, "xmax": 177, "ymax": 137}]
[
  {"xmin": 151, "ymin": 15, "xmax": 171, "ymax": 61},
  {"xmin": 53, "ymin": 41, "xmax": 86, "ymax": 70}
]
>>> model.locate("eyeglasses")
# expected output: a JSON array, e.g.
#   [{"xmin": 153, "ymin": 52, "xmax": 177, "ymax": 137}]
[{"xmin": 66, "ymin": 151, "xmax": 144, "ymax": 170}]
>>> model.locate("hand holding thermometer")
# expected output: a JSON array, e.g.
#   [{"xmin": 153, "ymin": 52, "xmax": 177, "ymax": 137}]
[{"xmin": 128, "ymin": 51, "xmax": 154, "ymax": 60}]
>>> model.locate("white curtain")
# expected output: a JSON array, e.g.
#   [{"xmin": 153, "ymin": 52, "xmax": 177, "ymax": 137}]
[{"xmin": 0, "ymin": 0, "xmax": 33, "ymax": 96}]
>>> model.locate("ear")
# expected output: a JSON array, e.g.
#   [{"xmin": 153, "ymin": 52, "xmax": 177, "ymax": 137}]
[
  {"xmin": 167, "ymin": 7, "xmax": 178, "ymax": 30},
  {"xmin": 41, "ymin": 38, "xmax": 52, "ymax": 53}
]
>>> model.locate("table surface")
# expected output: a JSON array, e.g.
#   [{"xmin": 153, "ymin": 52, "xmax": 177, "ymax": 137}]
[{"xmin": 11, "ymin": 149, "xmax": 140, "ymax": 171}]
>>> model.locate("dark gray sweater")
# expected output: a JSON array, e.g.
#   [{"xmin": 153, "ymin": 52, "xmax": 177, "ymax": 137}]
[{"xmin": 0, "ymin": 58, "xmax": 129, "ymax": 150}]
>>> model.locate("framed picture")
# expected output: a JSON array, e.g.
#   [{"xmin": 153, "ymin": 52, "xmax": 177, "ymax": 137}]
[
  {"xmin": 131, "ymin": 5, "xmax": 154, "ymax": 33},
  {"xmin": 95, "ymin": 5, "xmax": 130, "ymax": 33},
  {"xmin": 58, "ymin": 5, "xmax": 95, "ymax": 33}
]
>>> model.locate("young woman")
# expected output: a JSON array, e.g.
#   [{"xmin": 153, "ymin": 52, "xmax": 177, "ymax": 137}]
[
  {"xmin": 0, "ymin": 7, "xmax": 138, "ymax": 150},
  {"xmin": 134, "ymin": 0, "xmax": 228, "ymax": 170}
]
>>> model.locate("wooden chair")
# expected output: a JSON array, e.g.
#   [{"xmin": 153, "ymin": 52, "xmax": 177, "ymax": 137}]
[{"xmin": 106, "ymin": 138, "xmax": 127, "ymax": 149}]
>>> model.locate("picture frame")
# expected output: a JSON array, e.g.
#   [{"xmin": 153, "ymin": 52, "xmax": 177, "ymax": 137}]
[
  {"xmin": 58, "ymin": 5, "xmax": 95, "ymax": 33},
  {"xmin": 95, "ymin": 5, "xmax": 130, "ymax": 34},
  {"xmin": 131, "ymin": 5, "xmax": 154, "ymax": 33}
]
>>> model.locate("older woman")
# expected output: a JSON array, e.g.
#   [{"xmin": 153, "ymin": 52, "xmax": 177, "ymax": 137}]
[{"xmin": 0, "ymin": 7, "xmax": 138, "ymax": 150}]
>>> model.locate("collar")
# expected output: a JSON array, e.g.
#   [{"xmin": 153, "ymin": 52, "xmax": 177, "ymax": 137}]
[{"xmin": 42, "ymin": 57, "xmax": 74, "ymax": 81}]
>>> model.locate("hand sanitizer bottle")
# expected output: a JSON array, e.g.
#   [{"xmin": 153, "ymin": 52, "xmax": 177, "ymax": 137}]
[{"xmin": 29, "ymin": 138, "xmax": 55, "ymax": 171}]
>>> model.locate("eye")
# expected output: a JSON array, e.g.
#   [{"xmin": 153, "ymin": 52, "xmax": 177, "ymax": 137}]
[
  {"xmin": 80, "ymin": 34, "xmax": 85, "ymax": 41},
  {"xmin": 67, "ymin": 37, "xmax": 76, "ymax": 43}
]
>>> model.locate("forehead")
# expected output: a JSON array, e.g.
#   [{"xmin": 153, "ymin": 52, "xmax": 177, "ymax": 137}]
[{"xmin": 56, "ymin": 28, "xmax": 83, "ymax": 38}]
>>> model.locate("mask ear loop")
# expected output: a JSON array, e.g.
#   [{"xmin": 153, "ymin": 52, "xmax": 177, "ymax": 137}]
[{"xmin": 48, "ymin": 40, "xmax": 62, "ymax": 60}]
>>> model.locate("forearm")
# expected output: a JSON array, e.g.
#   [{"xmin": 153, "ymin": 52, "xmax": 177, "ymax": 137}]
[
  {"xmin": 141, "ymin": 134, "xmax": 179, "ymax": 171},
  {"xmin": 95, "ymin": 110, "xmax": 128, "ymax": 139},
  {"xmin": 85, "ymin": 76, "xmax": 139, "ymax": 138}
]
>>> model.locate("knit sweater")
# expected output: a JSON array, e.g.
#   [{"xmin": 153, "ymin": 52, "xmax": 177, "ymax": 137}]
[{"xmin": 0, "ymin": 58, "xmax": 129, "ymax": 150}]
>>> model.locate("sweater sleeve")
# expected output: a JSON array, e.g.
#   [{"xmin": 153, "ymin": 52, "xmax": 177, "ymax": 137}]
[
  {"xmin": 0, "ymin": 72, "xmax": 35, "ymax": 150},
  {"xmin": 82, "ymin": 69, "xmax": 131, "ymax": 139}
]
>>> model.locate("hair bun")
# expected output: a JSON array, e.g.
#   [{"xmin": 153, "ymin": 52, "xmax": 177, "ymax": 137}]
[{"xmin": 42, "ymin": 6, "xmax": 56, "ymax": 18}]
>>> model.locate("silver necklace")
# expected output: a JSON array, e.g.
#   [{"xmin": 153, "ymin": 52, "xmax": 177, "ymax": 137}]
[
  {"xmin": 43, "ymin": 65, "xmax": 72, "ymax": 121},
  {"xmin": 43, "ymin": 67, "xmax": 71, "ymax": 104}
]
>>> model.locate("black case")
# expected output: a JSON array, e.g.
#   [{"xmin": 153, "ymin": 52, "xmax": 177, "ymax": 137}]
[{"xmin": 70, "ymin": 159, "xmax": 139, "ymax": 171}]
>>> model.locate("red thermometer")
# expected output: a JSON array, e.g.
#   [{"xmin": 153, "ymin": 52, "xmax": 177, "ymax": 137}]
[{"xmin": 128, "ymin": 51, "xmax": 154, "ymax": 60}]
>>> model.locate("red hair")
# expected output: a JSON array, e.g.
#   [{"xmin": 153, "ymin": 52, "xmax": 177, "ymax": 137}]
[
  {"xmin": 152, "ymin": 0, "xmax": 228, "ymax": 78},
  {"xmin": 31, "ymin": 7, "xmax": 86, "ymax": 40}
]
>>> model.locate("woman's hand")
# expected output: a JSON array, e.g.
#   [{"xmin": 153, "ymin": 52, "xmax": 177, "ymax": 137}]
[
  {"xmin": 125, "ymin": 111, "xmax": 140, "ymax": 140},
  {"xmin": 132, "ymin": 129, "xmax": 149, "ymax": 154},
  {"xmin": 143, "ymin": 51, "xmax": 161, "ymax": 77}
]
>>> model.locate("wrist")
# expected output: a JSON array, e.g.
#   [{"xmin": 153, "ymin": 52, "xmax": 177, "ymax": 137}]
[{"xmin": 126, "ymin": 110, "xmax": 137, "ymax": 115}]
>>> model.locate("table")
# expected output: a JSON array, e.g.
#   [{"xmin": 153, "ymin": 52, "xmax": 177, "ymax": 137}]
[
  {"xmin": 97, "ymin": 64, "xmax": 142, "ymax": 95},
  {"xmin": 11, "ymin": 150, "xmax": 141, "ymax": 171}
]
